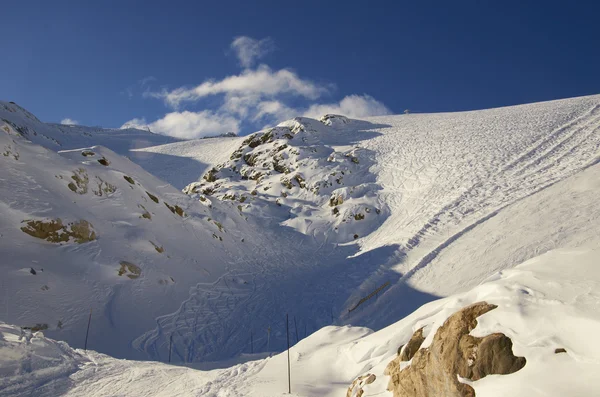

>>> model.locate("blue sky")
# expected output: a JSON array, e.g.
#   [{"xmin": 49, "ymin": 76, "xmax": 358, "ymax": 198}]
[{"xmin": 3, "ymin": 1, "xmax": 600, "ymax": 137}]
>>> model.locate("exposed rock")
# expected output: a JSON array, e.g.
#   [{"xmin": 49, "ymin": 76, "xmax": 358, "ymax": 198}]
[
  {"xmin": 118, "ymin": 261, "xmax": 141, "ymax": 279},
  {"xmin": 347, "ymin": 373, "xmax": 376, "ymax": 397},
  {"xmin": 164, "ymin": 202, "xmax": 185, "ymax": 217},
  {"xmin": 555, "ymin": 348, "xmax": 567, "ymax": 354},
  {"xmin": 146, "ymin": 191, "xmax": 159, "ymax": 203},
  {"xmin": 330, "ymin": 195, "xmax": 344, "ymax": 207},
  {"xmin": 138, "ymin": 204, "xmax": 151, "ymax": 219},
  {"xmin": 21, "ymin": 219, "xmax": 96, "ymax": 243},
  {"xmin": 320, "ymin": 114, "xmax": 350, "ymax": 127},
  {"xmin": 385, "ymin": 302, "xmax": 526, "ymax": 397},
  {"xmin": 68, "ymin": 220, "xmax": 97, "ymax": 243},
  {"xmin": 123, "ymin": 175, "xmax": 135, "ymax": 184},
  {"xmin": 150, "ymin": 241, "xmax": 164, "ymax": 253},
  {"xmin": 23, "ymin": 323, "xmax": 48, "ymax": 333},
  {"xmin": 97, "ymin": 157, "xmax": 110, "ymax": 166},
  {"xmin": 204, "ymin": 168, "xmax": 219, "ymax": 182},
  {"xmin": 67, "ymin": 168, "xmax": 89, "ymax": 194},
  {"xmin": 92, "ymin": 176, "xmax": 116, "ymax": 196},
  {"xmin": 401, "ymin": 327, "xmax": 426, "ymax": 361}
]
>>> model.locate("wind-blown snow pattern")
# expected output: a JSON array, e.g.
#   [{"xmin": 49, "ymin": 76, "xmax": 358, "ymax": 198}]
[{"xmin": 1, "ymin": 94, "xmax": 600, "ymax": 396}]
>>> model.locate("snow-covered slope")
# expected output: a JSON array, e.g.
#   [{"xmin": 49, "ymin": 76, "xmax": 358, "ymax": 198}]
[
  {"xmin": 2, "ymin": 247, "xmax": 598, "ymax": 397},
  {"xmin": 161, "ymin": 94, "xmax": 600, "ymax": 329},
  {"xmin": 0, "ymin": 111, "xmax": 336, "ymax": 362},
  {"xmin": 0, "ymin": 106, "xmax": 376, "ymax": 363},
  {"xmin": 1, "ymin": 93, "xmax": 599, "ymax": 383},
  {"xmin": 1, "ymin": 101, "xmax": 179, "ymax": 154},
  {"xmin": 130, "ymin": 136, "xmax": 244, "ymax": 190}
]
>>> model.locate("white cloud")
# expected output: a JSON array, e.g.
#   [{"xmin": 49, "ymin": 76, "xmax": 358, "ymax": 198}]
[
  {"xmin": 121, "ymin": 117, "xmax": 148, "ymax": 130},
  {"xmin": 151, "ymin": 65, "xmax": 331, "ymax": 109},
  {"xmin": 251, "ymin": 95, "xmax": 391, "ymax": 124},
  {"xmin": 252, "ymin": 100, "xmax": 297, "ymax": 122},
  {"xmin": 303, "ymin": 95, "xmax": 391, "ymax": 119},
  {"xmin": 60, "ymin": 118, "xmax": 79, "ymax": 125},
  {"xmin": 231, "ymin": 36, "xmax": 274, "ymax": 68},
  {"xmin": 130, "ymin": 37, "xmax": 391, "ymax": 139},
  {"xmin": 124, "ymin": 94, "xmax": 389, "ymax": 140},
  {"xmin": 121, "ymin": 111, "xmax": 240, "ymax": 139}
]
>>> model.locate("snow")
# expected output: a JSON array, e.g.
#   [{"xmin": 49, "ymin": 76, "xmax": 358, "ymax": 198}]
[
  {"xmin": 2, "ymin": 247, "xmax": 599, "ymax": 396},
  {"xmin": 130, "ymin": 136, "xmax": 244, "ymax": 190},
  {"xmin": 1, "ymin": 94, "xmax": 600, "ymax": 395}
]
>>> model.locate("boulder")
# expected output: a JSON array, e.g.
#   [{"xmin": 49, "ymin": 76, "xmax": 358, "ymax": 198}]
[{"xmin": 385, "ymin": 302, "xmax": 526, "ymax": 397}]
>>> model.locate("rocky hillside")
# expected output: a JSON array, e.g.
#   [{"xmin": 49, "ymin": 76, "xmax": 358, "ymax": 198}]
[{"xmin": 183, "ymin": 115, "xmax": 390, "ymax": 243}]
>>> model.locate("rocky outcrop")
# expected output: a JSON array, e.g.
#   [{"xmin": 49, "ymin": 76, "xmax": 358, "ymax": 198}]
[
  {"xmin": 385, "ymin": 302, "xmax": 526, "ymax": 397},
  {"xmin": 400, "ymin": 327, "xmax": 425, "ymax": 361},
  {"xmin": 118, "ymin": 261, "xmax": 141, "ymax": 279},
  {"xmin": 347, "ymin": 373, "xmax": 376, "ymax": 397},
  {"xmin": 21, "ymin": 219, "xmax": 96, "ymax": 243}
]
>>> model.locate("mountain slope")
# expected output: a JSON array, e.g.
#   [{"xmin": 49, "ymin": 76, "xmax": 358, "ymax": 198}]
[
  {"xmin": 0, "ymin": 94, "xmax": 599, "ymax": 369},
  {"xmin": 150, "ymin": 94, "xmax": 600, "ymax": 328}
]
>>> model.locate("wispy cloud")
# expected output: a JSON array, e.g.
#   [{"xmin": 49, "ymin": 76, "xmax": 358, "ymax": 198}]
[
  {"xmin": 138, "ymin": 76, "xmax": 156, "ymax": 86},
  {"xmin": 121, "ymin": 111, "xmax": 239, "ymax": 139},
  {"xmin": 124, "ymin": 36, "xmax": 390, "ymax": 139},
  {"xmin": 60, "ymin": 118, "xmax": 79, "ymax": 125},
  {"xmin": 231, "ymin": 36, "xmax": 275, "ymax": 68},
  {"xmin": 149, "ymin": 65, "xmax": 331, "ymax": 109}
]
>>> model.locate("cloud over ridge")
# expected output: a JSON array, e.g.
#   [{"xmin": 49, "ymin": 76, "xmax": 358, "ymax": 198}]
[{"xmin": 123, "ymin": 37, "xmax": 390, "ymax": 139}]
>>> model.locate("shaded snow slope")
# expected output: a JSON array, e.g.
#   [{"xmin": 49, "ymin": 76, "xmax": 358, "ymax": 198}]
[
  {"xmin": 130, "ymin": 136, "xmax": 244, "ymax": 190},
  {"xmin": 2, "ymin": 247, "xmax": 598, "ymax": 397}
]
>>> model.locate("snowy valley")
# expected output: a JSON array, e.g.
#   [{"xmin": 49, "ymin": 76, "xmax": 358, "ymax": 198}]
[{"xmin": 1, "ymin": 94, "xmax": 600, "ymax": 396}]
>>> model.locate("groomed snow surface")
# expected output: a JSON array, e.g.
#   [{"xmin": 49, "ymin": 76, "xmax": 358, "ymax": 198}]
[{"xmin": 1, "ymin": 95, "xmax": 600, "ymax": 396}]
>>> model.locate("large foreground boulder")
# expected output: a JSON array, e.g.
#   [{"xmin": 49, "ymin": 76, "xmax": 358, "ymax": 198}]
[{"xmin": 385, "ymin": 302, "xmax": 526, "ymax": 397}]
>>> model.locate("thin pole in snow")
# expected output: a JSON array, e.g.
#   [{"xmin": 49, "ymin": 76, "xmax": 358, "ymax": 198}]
[
  {"xmin": 84, "ymin": 308, "xmax": 92, "ymax": 352},
  {"xmin": 294, "ymin": 316, "xmax": 299, "ymax": 343},
  {"xmin": 286, "ymin": 314, "xmax": 291, "ymax": 394},
  {"xmin": 168, "ymin": 334, "xmax": 173, "ymax": 363}
]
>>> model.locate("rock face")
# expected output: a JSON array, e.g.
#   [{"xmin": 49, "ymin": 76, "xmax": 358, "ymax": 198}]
[
  {"xmin": 385, "ymin": 302, "xmax": 526, "ymax": 397},
  {"xmin": 400, "ymin": 327, "xmax": 425, "ymax": 362}
]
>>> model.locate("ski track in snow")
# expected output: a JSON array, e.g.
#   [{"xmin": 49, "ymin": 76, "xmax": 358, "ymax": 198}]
[{"xmin": 361, "ymin": 99, "xmax": 600, "ymax": 280}]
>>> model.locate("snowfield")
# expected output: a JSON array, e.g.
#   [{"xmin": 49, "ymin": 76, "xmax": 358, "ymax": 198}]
[
  {"xmin": 2, "ymin": 247, "xmax": 599, "ymax": 396},
  {"xmin": 1, "ymin": 94, "xmax": 599, "ymax": 396}
]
